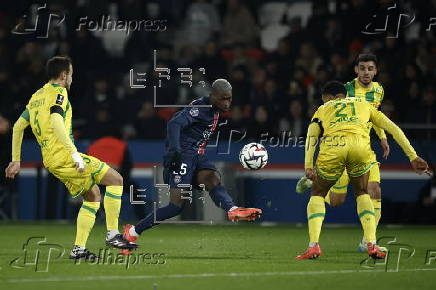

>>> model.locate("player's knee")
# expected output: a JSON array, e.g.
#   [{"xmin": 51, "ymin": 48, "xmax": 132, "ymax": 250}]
[
  {"xmin": 329, "ymin": 199, "xmax": 341, "ymax": 207},
  {"xmin": 354, "ymin": 189, "xmax": 368, "ymax": 197},
  {"xmin": 198, "ymin": 171, "xmax": 221, "ymax": 191},
  {"xmin": 205, "ymin": 176, "xmax": 221, "ymax": 191},
  {"xmin": 368, "ymin": 183, "xmax": 381, "ymax": 199},
  {"xmin": 113, "ymin": 172, "xmax": 123, "ymax": 186},
  {"xmin": 83, "ymin": 186, "xmax": 101, "ymax": 202},
  {"xmin": 329, "ymin": 195, "xmax": 345, "ymax": 207}
]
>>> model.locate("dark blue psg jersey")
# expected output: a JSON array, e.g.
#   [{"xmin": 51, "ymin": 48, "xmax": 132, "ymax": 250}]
[{"xmin": 165, "ymin": 96, "xmax": 220, "ymax": 155}]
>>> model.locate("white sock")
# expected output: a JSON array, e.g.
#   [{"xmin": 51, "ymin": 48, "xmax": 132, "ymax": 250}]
[
  {"xmin": 106, "ymin": 229, "xmax": 120, "ymax": 240},
  {"xmin": 129, "ymin": 226, "xmax": 139, "ymax": 237},
  {"xmin": 228, "ymin": 206, "xmax": 238, "ymax": 212},
  {"xmin": 73, "ymin": 245, "xmax": 85, "ymax": 251},
  {"xmin": 309, "ymin": 242, "xmax": 318, "ymax": 247}
]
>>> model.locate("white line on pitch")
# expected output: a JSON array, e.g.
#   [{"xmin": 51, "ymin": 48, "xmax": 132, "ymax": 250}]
[{"xmin": 5, "ymin": 268, "xmax": 436, "ymax": 283}]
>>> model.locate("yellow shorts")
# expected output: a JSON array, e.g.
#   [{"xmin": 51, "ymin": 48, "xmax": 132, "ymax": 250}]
[
  {"xmin": 330, "ymin": 163, "xmax": 381, "ymax": 194},
  {"xmin": 315, "ymin": 134, "xmax": 377, "ymax": 182},
  {"xmin": 48, "ymin": 153, "xmax": 110, "ymax": 197}
]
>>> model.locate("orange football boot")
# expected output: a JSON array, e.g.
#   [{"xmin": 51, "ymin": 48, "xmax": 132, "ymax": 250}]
[
  {"xmin": 227, "ymin": 207, "xmax": 262, "ymax": 221},
  {"xmin": 367, "ymin": 243, "xmax": 386, "ymax": 259},
  {"xmin": 120, "ymin": 224, "xmax": 138, "ymax": 256},
  {"xmin": 296, "ymin": 244, "xmax": 322, "ymax": 260}
]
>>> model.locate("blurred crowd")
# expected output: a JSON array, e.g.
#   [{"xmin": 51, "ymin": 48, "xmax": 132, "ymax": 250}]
[{"xmin": 0, "ymin": 0, "xmax": 435, "ymax": 141}]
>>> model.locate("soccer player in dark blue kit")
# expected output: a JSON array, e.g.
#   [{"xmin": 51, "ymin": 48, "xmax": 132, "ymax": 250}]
[{"xmin": 121, "ymin": 79, "xmax": 262, "ymax": 254}]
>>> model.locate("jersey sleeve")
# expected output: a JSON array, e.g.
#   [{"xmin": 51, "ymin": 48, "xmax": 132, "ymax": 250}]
[
  {"xmin": 305, "ymin": 108, "xmax": 323, "ymax": 169},
  {"xmin": 369, "ymin": 106, "xmax": 417, "ymax": 161},
  {"xmin": 379, "ymin": 84, "xmax": 385, "ymax": 103},
  {"xmin": 371, "ymin": 84, "xmax": 386, "ymax": 139},
  {"xmin": 167, "ymin": 108, "xmax": 199, "ymax": 153},
  {"xmin": 11, "ymin": 111, "xmax": 30, "ymax": 161},
  {"xmin": 49, "ymin": 87, "xmax": 69, "ymax": 114}
]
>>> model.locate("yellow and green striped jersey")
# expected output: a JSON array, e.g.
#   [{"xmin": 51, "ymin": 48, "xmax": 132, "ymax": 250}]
[
  {"xmin": 344, "ymin": 78, "xmax": 386, "ymax": 139},
  {"xmin": 344, "ymin": 78, "xmax": 384, "ymax": 109}
]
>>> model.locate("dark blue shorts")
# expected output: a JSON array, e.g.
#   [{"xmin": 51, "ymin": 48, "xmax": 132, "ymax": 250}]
[{"xmin": 163, "ymin": 153, "xmax": 218, "ymax": 189}]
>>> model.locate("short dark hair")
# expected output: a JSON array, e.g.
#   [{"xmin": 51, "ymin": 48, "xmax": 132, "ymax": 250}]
[
  {"xmin": 46, "ymin": 56, "xmax": 72, "ymax": 80},
  {"xmin": 322, "ymin": 81, "xmax": 346, "ymax": 96},
  {"xmin": 355, "ymin": 53, "xmax": 378, "ymax": 66},
  {"xmin": 211, "ymin": 78, "xmax": 232, "ymax": 94}
]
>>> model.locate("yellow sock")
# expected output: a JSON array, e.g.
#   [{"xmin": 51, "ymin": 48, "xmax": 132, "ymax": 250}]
[
  {"xmin": 356, "ymin": 194, "xmax": 376, "ymax": 243},
  {"xmin": 372, "ymin": 199, "xmax": 381, "ymax": 228},
  {"xmin": 104, "ymin": 185, "xmax": 123, "ymax": 231},
  {"xmin": 307, "ymin": 196, "xmax": 326, "ymax": 243},
  {"xmin": 324, "ymin": 191, "xmax": 331, "ymax": 205},
  {"xmin": 74, "ymin": 201, "xmax": 100, "ymax": 247}
]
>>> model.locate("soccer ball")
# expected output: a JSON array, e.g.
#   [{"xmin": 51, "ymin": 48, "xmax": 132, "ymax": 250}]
[{"xmin": 239, "ymin": 143, "xmax": 268, "ymax": 170}]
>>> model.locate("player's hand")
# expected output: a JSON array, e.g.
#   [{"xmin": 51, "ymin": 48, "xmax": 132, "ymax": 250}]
[
  {"xmin": 5, "ymin": 161, "xmax": 20, "ymax": 179},
  {"xmin": 380, "ymin": 138, "xmax": 390, "ymax": 159},
  {"xmin": 170, "ymin": 151, "xmax": 182, "ymax": 173},
  {"xmin": 411, "ymin": 157, "xmax": 431, "ymax": 175},
  {"xmin": 71, "ymin": 152, "xmax": 85, "ymax": 173},
  {"xmin": 305, "ymin": 168, "xmax": 317, "ymax": 180}
]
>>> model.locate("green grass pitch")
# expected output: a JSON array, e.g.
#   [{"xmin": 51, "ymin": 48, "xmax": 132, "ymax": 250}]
[{"xmin": 1, "ymin": 223, "xmax": 436, "ymax": 290}]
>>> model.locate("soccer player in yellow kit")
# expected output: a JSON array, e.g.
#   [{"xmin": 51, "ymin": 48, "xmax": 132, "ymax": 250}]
[
  {"xmin": 296, "ymin": 81, "xmax": 430, "ymax": 260},
  {"xmin": 5, "ymin": 56, "xmax": 137, "ymax": 259},
  {"xmin": 296, "ymin": 54, "xmax": 390, "ymax": 251}
]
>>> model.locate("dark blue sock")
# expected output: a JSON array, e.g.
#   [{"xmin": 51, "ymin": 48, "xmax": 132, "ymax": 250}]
[
  {"xmin": 135, "ymin": 203, "xmax": 182, "ymax": 234},
  {"xmin": 208, "ymin": 185, "xmax": 235, "ymax": 212}
]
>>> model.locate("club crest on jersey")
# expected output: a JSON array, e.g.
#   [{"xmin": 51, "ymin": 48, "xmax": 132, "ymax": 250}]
[
  {"xmin": 174, "ymin": 175, "xmax": 181, "ymax": 184},
  {"xmin": 56, "ymin": 94, "xmax": 64, "ymax": 105},
  {"xmin": 189, "ymin": 107, "xmax": 199, "ymax": 117}
]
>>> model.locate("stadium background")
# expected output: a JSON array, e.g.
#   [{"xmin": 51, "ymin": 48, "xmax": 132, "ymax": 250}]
[{"xmin": 0, "ymin": 0, "xmax": 435, "ymax": 224}]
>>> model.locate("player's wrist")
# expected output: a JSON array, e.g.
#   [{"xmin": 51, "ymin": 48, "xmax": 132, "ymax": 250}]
[{"xmin": 409, "ymin": 155, "xmax": 419, "ymax": 162}]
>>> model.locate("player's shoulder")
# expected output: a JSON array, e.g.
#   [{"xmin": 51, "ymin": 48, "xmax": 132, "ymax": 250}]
[
  {"xmin": 39, "ymin": 83, "xmax": 68, "ymax": 101},
  {"xmin": 372, "ymin": 81, "xmax": 384, "ymax": 93},
  {"xmin": 50, "ymin": 83, "xmax": 68, "ymax": 97},
  {"xmin": 189, "ymin": 96, "xmax": 208, "ymax": 106},
  {"xmin": 344, "ymin": 79, "xmax": 356, "ymax": 87},
  {"xmin": 344, "ymin": 79, "xmax": 356, "ymax": 89},
  {"xmin": 185, "ymin": 96, "xmax": 210, "ymax": 117}
]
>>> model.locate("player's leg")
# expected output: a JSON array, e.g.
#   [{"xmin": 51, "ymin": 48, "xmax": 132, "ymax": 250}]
[
  {"xmin": 296, "ymin": 170, "xmax": 348, "ymax": 207},
  {"xmin": 121, "ymin": 188, "xmax": 185, "ymax": 255},
  {"xmin": 296, "ymin": 174, "xmax": 336, "ymax": 260},
  {"xmin": 94, "ymin": 160, "xmax": 136, "ymax": 249},
  {"xmin": 349, "ymin": 172, "xmax": 385, "ymax": 259},
  {"xmin": 357, "ymin": 164, "xmax": 384, "ymax": 251},
  {"xmin": 121, "ymin": 154, "xmax": 195, "ymax": 252},
  {"xmin": 70, "ymin": 185, "xmax": 101, "ymax": 259},
  {"xmin": 196, "ymin": 163, "xmax": 262, "ymax": 221},
  {"xmin": 368, "ymin": 165, "xmax": 382, "ymax": 227},
  {"xmin": 324, "ymin": 171, "xmax": 349, "ymax": 207},
  {"xmin": 99, "ymin": 167, "xmax": 123, "ymax": 236},
  {"xmin": 347, "ymin": 136, "xmax": 386, "ymax": 259},
  {"xmin": 130, "ymin": 188, "xmax": 185, "ymax": 236},
  {"xmin": 196, "ymin": 169, "xmax": 235, "ymax": 211},
  {"xmin": 296, "ymin": 137, "xmax": 348, "ymax": 260}
]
